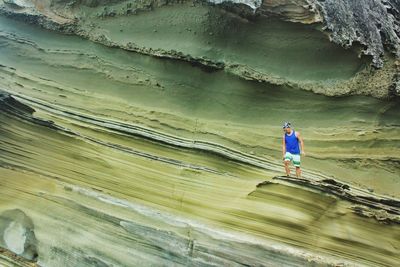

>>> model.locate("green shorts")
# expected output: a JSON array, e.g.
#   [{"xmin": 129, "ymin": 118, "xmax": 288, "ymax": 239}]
[{"xmin": 284, "ymin": 152, "xmax": 301, "ymax": 167}]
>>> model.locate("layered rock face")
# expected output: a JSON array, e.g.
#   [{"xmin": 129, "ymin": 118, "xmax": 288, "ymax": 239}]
[
  {"xmin": 0, "ymin": 0, "xmax": 399, "ymax": 266},
  {"xmin": 0, "ymin": 0, "xmax": 399, "ymax": 97},
  {"xmin": 223, "ymin": 0, "xmax": 400, "ymax": 68}
]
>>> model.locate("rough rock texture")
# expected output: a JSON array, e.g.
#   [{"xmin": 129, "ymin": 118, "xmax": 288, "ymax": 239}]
[
  {"xmin": 0, "ymin": 0, "xmax": 399, "ymax": 98},
  {"xmin": 0, "ymin": 89, "xmax": 399, "ymax": 266},
  {"xmin": 0, "ymin": 1, "xmax": 400, "ymax": 266},
  {"xmin": 216, "ymin": 0, "xmax": 400, "ymax": 68},
  {"xmin": 0, "ymin": 209, "xmax": 38, "ymax": 262},
  {"xmin": 1, "ymin": 0, "xmax": 399, "ymax": 67},
  {"xmin": 315, "ymin": 0, "xmax": 400, "ymax": 68}
]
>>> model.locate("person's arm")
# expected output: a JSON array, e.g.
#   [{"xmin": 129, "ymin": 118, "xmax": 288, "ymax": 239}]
[
  {"xmin": 296, "ymin": 132, "xmax": 305, "ymax": 156},
  {"xmin": 282, "ymin": 135, "xmax": 286, "ymax": 159}
]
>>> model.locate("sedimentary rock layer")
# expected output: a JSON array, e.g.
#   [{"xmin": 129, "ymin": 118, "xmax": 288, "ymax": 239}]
[
  {"xmin": 1, "ymin": 88, "xmax": 400, "ymax": 266},
  {"xmin": 0, "ymin": 1, "xmax": 399, "ymax": 266},
  {"xmin": 0, "ymin": 0, "xmax": 399, "ymax": 97},
  {"xmin": 215, "ymin": 0, "xmax": 400, "ymax": 68}
]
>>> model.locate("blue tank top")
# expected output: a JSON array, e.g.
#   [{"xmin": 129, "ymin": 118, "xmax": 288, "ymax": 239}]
[{"xmin": 285, "ymin": 130, "xmax": 300, "ymax": 154}]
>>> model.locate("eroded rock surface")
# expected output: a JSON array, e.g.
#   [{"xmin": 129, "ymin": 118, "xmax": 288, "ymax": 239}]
[
  {"xmin": 0, "ymin": 0, "xmax": 399, "ymax": 97},
  {"xmin": 0, "ymin": 209, "xmax": 38, "ymax": 262},
  {"xmin": 0, "ymin": 1, "xmax": 399, "ymax": 266},
  {"xmin": 216, "ymin": 0, "xmax": 400, "ymax": 68}
]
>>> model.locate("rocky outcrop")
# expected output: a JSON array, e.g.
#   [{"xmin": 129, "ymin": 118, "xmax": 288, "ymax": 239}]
[
  {"xmin": 0, "ymin": 2, "xmax": 400, "ymax": 266},
  {"xmin": 0, "ymin": 209, "xmax": 38, "ymax": 262},
  {"xmin": 215, "ymin": 0, "xmax": 400, "ymax": 68},
  {"xmin": 1, "ymin": 90, "xmax": 400, "ymax": 266},
  {"xmin": 0, "ymin": 0, "xmax": 399, "ymax": 97},
  {"xmin": 3, "ymin": 0, "xmax": 399, "ymax": 67},
  {"xmin": 315, "ymin": 0, "xmax": 400, "ymax": 68}
]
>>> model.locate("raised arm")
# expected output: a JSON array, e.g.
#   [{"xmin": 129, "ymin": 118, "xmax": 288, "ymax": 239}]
[{"xmin": 296, "ymin": 131, "xmax": 305, "ymax": 156}]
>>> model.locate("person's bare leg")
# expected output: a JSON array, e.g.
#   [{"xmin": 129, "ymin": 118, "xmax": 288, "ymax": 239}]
[
  {"xmin": 295, "ymin": 167, "xmax": 301, "ymax": 178},
  {"xmin": 284, "ymin": 161, "xmax": 290, "ymax": 176}
]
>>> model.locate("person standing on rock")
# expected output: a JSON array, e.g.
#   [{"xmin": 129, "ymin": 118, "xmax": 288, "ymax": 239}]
[{"xmin": 282, "ymin": 122, "xmax": 305, "ymax": 177}]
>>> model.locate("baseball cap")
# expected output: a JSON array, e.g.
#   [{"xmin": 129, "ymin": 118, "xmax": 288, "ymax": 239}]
[{"xmin": 283, "ymin": 122, "xmax": 291, "ymax": 129}]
